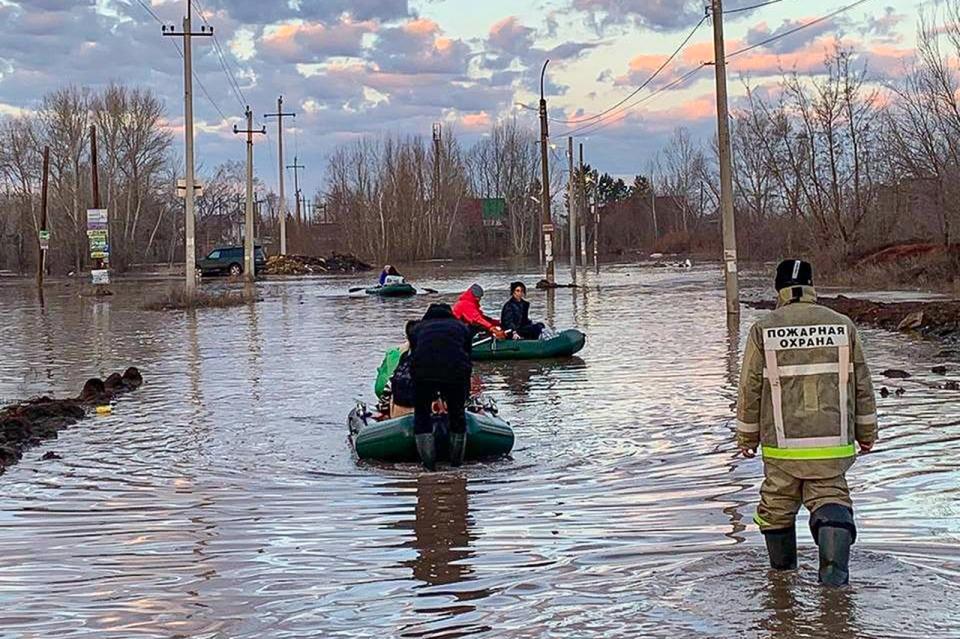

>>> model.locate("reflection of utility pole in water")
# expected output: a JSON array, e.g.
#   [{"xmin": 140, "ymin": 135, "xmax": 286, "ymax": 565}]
[
  {"xmin": 405, "ymin": 474, "xmax": 475, "ymax": 588},
  {"xmin": 187, "ymin": 309, "xmax": 203, "ymax": 410},
  {"xmin": 246, "ymin": 296, "xmax": 262, "ymax": 403},
  {"xmin": 545, "ymin": 287, "xmax": 556, "ymax": 330}
]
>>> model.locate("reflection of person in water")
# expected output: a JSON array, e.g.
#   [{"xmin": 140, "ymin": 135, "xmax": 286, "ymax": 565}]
[{"xmin": 407, "ymin": 473, "xmax": 474, "ymax": 586}]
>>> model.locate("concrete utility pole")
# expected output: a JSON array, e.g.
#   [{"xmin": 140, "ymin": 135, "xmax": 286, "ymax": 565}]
[
  {"xmin": 711, "ymin": 0, "xmax": 741, "ymax": 315},
  {"xmin": 567, "ymin": 136, "xmax": 576, "ymax": 283},
  {"xmin": 264, "ymin": 97, "xmax": 296, "ymax": 255},
  {"xmin": 163, "ymin": 2, "xmax": 212, "ymax": 297},
  {"xmin": 579, "ymin": 143, "xmax": 586, "ymax": 266},
  {"xmin": 37, "ymin": 146, "xmax": 49, "ymax": 288},
  {"xmin": 538, "ymin": 60, "xmax": 556, "ymax": 285},
  {"xmin": 286, "ymin": 156, "xmax": 305, "ymax": 225},
  {"xmin": 233, "ymin": 107, "xmax": 266, "ymax": 281}
]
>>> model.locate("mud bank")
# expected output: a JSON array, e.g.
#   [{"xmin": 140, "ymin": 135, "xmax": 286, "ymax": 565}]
[
  {"xmin": 0, "ymin": 367, "xmax": 143, "ymax": 476},
  {"xmin": 264, "ymin": 253, "xmax": 372, "ymax": 275},
  {"xmin": 748, "ymin": 295, "xmax": 960, "ymax": 340}
]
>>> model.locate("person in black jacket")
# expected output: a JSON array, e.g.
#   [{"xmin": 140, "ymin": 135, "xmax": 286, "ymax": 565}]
[
  {"xmin": 409, "ymin": 303, "xmax": 473, "ymax": 469},
  {"xmin": 500, "ymin": 281, "xmax": 545, "ymax": 340}
]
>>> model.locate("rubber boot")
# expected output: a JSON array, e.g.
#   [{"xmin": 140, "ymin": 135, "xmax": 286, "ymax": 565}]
[
  {"xmin": 415, "ymin": 433, "xmax": 436, "ymax": 471},
  {"xmin": 817, "ymin": 526, "xmax": 852, "ymax": 586},
  {"xmin": 810, "ymin": 504, "xmax": 856, "ymax": 587},
  {"xmin": 762, "ymin": 527, "xmax": 798, "ymax": 570},
  {"xmin": 449, "ymin": 433, "xmax": 467, "ymax": 467}
]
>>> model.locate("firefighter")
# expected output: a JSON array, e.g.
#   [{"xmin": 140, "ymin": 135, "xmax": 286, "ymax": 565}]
[{"xmin": 736, "ymin": 259, "xmax": 878, "ymax": 586}]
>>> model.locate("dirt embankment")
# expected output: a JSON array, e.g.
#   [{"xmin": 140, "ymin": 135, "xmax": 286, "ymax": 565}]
[
  {"xmin": 264, "ymin": 253, "xmax": 372, "ymax": 276},
  {"xmin": 747, "ymin": 295, "xmax": 960, "ymax": 340},
  {"xmin": 0, "ymin": 367, "xmax": 143, "ymax": 476}
]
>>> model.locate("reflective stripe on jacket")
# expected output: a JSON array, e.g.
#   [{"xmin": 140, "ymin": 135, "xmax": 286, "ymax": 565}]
[{"xmin": 736, "ymin": 285, "xmax": 878, "ymax": 478}]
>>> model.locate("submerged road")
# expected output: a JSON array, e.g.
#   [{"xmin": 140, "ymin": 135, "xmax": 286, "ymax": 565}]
[{"xmin": 0, "ymin": 263, "xmax": 958, "ymax": 637}]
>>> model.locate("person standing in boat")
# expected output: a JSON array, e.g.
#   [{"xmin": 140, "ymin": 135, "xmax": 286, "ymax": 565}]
[
  {"xmin": 452, "ymin": 284, "xmax": 506, "ymax": 339},
  {"xmin": 409, "ymin": 303, "xmax": 473, "ymax": 470},
  {"xmin": 736, "ymin": 259, "xmax": 878, "ymax": 587},
  {"xmin": 500, "ymin": 281, "xmax": 546, "ymax": 340}
]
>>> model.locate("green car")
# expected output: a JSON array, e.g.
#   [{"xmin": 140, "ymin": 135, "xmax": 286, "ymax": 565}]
[{"xmin": 196, "ymin": 245, "xmax": 266, "ymax": 277}]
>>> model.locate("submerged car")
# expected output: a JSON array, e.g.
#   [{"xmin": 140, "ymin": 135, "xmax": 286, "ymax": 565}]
[{"xmin": 197, "ymin": 245, "xmax": 266, "ymax": 277}]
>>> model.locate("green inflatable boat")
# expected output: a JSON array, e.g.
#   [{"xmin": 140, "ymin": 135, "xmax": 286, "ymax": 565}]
[
  {"xmin": 348, "ymin": 406, "xmax": 514, "ymax": 462},
  {"xmin": 471, "ymin": 328, "xmax": 586, "ymax": 361},
  {"xmin": 365, "ymin": 282, "xmax": 417, "ymax": 297}
]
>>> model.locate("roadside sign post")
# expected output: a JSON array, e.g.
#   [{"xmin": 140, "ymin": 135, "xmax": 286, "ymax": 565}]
[{"xmin": 87, "ymin": 208, "xmax": 111, "ymax": 288}]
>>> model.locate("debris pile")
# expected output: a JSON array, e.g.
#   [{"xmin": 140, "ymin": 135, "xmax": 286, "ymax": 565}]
[
  {"xmin": 263, "ymin": 253, "xmax": 371, "ymax": 275},
  {"xmin": 0, "ymin": 367, "xmax": 143, "ymax": 476},
  {"xmin": 748, "ymin": 296, "xmax": 960, "ymax": 338}
]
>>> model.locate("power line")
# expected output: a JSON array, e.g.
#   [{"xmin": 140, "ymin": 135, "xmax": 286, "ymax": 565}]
[
  {"xmin": 726, "ymin": 0, "xmax": 786, "ymax": 15},
  {"xmin": 727, "ymin": 0, "xmax": 871, "ymax": 58},
  {"xmin": 565, "ymin": 64, "xmax": 710, "ymax": 138},
  {"xmin": 558, "ymin": 0, "xmax": 876, "ymax": 138},
  {"xmin": 132, "ymin": 0, "xmax": 230, "ymax": 121},
  {"xmin": 551, "ymin": 13, "xmax": 710, "ymax": 126},
  {"xmin": 190, "ymin": 0, "xmax": 248, "ymax": 110}
]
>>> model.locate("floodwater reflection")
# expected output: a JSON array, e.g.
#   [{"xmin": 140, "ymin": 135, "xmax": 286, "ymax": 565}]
[{"xmin": 0, "ymin": 265, "xmax": 958, "ymax": 638}]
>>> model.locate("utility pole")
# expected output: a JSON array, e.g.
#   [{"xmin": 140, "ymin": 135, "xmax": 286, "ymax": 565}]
[
  {"xmin": 711, "ymin": 0, "xmax": 740, "ymax": 315},
  {"xmin": 538, "ymin": 60, "xmax": 555, "ymax": 285},
  {"xmin": 264, "ymin": 96, "xmax": 296, "ymax": 255},
  {"xmin": 163, "ymin": 2, "xmax": 213, "ymax": 297},
  {"xmin": 37, "ymin": 146, "xmax": 49, "ymax": 288},
  {"xmin": 567, "ymin": 136, "xmax": 576, "ymax": 283},
  {"xmin": 286, "ymin": 156, "xmax": 305, "ymax": 225},
  {"xmin": 233, "ymin": 106, "xmax": 266, "ymax": 281},
  {"xmin": 579, "ymin": 143, "xmax": 587, "ymax": 266}
]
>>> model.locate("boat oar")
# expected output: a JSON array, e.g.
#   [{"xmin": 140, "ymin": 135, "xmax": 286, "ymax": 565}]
[
  {"xmin": 420, "ymin": 287, "xmax": 438, "ymax": 294},
  {"xmin": 349, "ymin": 286, "xmax": 369, "ymax": 293}
]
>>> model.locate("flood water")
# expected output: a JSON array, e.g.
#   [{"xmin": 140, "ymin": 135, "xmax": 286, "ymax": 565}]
[{"xmin": 1, "ymin": 262, "xmax": 958, "ymax": 638}]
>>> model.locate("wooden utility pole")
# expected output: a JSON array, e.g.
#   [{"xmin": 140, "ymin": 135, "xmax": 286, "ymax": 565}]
[
  {"xmin": 567, "ymin": 136, "xmax": 576, "ymax": 283},
  {"xmin": 264, "ymin": 96, "xmax": 296, "ymax": 255},
  {"xmin": 592, "ymin": 196, "xmax": 599, "ymax": 271},
  {"xmin": 538, "ymin": 60, "xmax": 555, "ymax": 284},
  {"xmin": 163, "ymin": 2, "xmax": 213, "ymax": 297},
  {"xmin": 233, "ymin": 107, "xmax": 266, "ymax": 281},
  {"xmin": 711, "ymin": 0, "xmax": 740, "ymax": 315},
  {"xmin": 37, "ymin": 146, "xmax": 49, "ymax": 288}
]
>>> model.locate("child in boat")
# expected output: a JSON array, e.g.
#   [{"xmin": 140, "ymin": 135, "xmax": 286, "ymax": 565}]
[
  {"xmin": 374, "ymin": 320, "xmax": 417, "ymax": 418},
  {"xmin": 378, "ymin": 265, "xmax": 404, "ymax": 286}
]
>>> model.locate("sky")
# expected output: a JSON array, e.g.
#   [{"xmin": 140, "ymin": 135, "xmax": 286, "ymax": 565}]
[{"xmin": 0, "ymin": 0, "xmax": 928, "ymax": 196}]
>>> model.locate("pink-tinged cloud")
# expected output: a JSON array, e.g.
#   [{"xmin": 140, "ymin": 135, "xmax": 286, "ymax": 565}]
[
  {"xmin": 260, "ymin": 19, "xmax": 377, "ymax": 63},
  {"xmin": 373, "ymin": 18, "xmax": 471, "ymax": 74},
  {"xmin": 460, "ymin": 112, "xmax": 492, "ymax": 130}
]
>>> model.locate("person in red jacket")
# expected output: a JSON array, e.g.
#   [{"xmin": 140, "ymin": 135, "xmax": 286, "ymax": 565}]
[{"xmin": 452, "ymin": 284, "xmax": 506, "ymax": 339}]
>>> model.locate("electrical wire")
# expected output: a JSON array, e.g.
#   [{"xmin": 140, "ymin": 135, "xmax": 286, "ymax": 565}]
[
  {"xmin": 549, "ymin": 13, "xmax": 710, "ymax": 126},
  {"xmin": 557, "ymin": 0, "xmax": 875, "ymax": 138},
  {"xmin": 727, "ymin": 0, "xmax": 872, "ymax": 58},
  {"xmin": 131, "ymin": 0, "xmax": 230, "ymax": 121},
  {"xmin": 726, "ymin": 0, "xmax": 786, "ymax": 15},
  {"xmin": 191, "ymin": 0, "xmax": 248, "ymax": 111}
]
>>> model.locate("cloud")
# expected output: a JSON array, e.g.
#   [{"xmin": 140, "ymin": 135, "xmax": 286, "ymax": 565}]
[
  {"xmin": 371, "ymin": 18, "xmax": 472, "ymax": 74},
  {"xmin": 744, "ymin": 17, "xmax": 842, "ymax": 55},
  {"xmin": 259, "ymin": 19, "xmax": 377, "ymax": 62},
  {"xmin": 567, "ymin": 0, "xmax": 777, "ymax": 34}
]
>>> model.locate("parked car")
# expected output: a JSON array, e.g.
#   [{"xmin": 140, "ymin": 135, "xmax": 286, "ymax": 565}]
[{"xmin": 196, "ymin": 246, "xmax": 267, "ymax": 277}]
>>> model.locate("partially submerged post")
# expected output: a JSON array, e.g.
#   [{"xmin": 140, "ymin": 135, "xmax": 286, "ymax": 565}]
[
  {"xmin": 233, "ymin": 107, "xmax": 266, "ymax": 281},
  {"xmin": 37, "ymin": 146, "xmax": 49, "ymax": 289}
]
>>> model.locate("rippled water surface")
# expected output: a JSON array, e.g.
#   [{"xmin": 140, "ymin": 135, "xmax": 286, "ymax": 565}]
[{"xmin": 1, "ymin": 263, "xmax": 958, "ymax": 638}]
